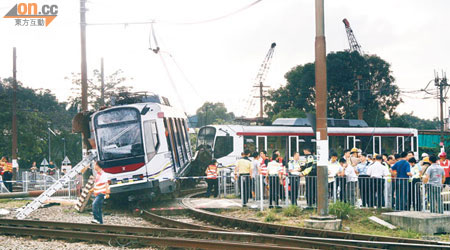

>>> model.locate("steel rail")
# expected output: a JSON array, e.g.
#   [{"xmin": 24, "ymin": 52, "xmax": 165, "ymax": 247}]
[
  {"xmin": 0, "ymin": 225, "xmax": 305, "ymax": 250},
  {"xmin": 181, "ymin": 192, "xmax": 450, "ymax": 249},
  {"xmin": 0, "ymin": 218, "xmax": 377, "ymax": 250}
]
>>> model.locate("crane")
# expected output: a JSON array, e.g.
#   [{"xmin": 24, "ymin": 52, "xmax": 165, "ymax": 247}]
[
  {"xmin": 342, "ymin": 18, "xmax": 362, "ymax": 54},
  {"xmin": 243, "ymin": 42, "xmax": 277, "ymax": 119},
  {"xmin": 342, "ymin": 18, "xmax": 364, "ymax": 120}
]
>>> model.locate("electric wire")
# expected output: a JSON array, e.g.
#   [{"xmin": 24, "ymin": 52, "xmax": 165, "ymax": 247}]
[{"xmin": 86, "ymin": 0, "xmax": 263, "ymax": 26}]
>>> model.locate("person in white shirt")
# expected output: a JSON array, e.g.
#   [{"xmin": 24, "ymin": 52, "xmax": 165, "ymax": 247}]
[
  {"xmin": 367, "ymin": 155, "xmax": 389, "ymax": 208},
  {"xmin": 251, "ymin": 152, "xmax": 261, "ymax": 199},
  {"xmin": 328, "ymin": 152, "xmax": 341, "ymax": 199},
  {"xmin": 356, "ymin": 153, "xmax": 370, "ymax": 207},
  {"xmin": 267, "ymin": 153, "xmax": 282, "ymax": 208},
  {"xmin": 344, "ymin": 158, "xmax": 358, "ymax": 205},
  {"xmin": 288, "ymin": 152, "xmax": 302, "ymax": 205}
]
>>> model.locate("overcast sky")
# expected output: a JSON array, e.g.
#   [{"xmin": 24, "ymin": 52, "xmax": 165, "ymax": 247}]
[{"xmin": 0, "ymin": 0, "xmax": 449, "ymax": 120}]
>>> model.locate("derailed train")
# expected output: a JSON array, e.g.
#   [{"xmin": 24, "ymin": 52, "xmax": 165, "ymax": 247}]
[{"xmin": 73, "ymin": 93, "xmax": 210, "ymax": 201}]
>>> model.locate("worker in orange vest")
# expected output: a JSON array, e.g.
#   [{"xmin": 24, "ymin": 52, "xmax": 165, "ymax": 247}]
[
  {"xmin": 1, "ymin": 157, "xmax": 13, "ymax": 192},
  {"xmin": 205, "ymin": 159, "xmax": 218, "ymax": 198},
  {"xmin": 91, "ymin": 161, "xmax": 110, "ymax": 224}
]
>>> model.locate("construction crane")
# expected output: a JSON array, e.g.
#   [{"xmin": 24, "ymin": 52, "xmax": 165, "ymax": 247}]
[
  {"xmin": 342, "ymin": 18, "xmax": 362, "ymax": 54},
  {"xmin": 243, "ymin": 42, "xmax": 276, "ymax": 119},
  {"xmin": 342, "ymin": 18, "xmax": 364, "ymax": 120}
]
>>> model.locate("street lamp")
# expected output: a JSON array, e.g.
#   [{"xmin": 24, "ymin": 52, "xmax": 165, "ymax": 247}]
[
  {"xmin": 47, "ymin": 121, "xmax": 51, "ymax": 162},
  {"xmin": 62, "ymin": 137, "xmax": 66, "ymax": 161}
]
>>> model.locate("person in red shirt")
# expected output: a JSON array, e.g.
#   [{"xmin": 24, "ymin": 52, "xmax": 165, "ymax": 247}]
[{"xmin": 438, "ymin": 152, "xmax": 450, "ymax": 184}]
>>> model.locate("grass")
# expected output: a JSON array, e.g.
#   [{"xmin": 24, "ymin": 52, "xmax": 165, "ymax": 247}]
[
  {"xmin": 0, "ymin": 198, "xmax": 29, "ymax": 208},
  {"xmin": 264, "ymin": 211, "xmax": 280, "ymax": 222},
  {"xmin": 329, "ymin": 201, "xmax": 356, "ymax": 219},
  {"xmin": 282, "ymin": 205, "xmax": 302, "ymax": 217}
]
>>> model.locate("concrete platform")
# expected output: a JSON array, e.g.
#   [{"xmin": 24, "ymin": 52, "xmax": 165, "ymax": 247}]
[{"xmin": 382, "ymin": 211, "xmax": 450, "ymax": 234}]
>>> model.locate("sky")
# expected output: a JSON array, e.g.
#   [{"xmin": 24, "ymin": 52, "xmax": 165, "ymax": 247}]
[{"xmin": 0, "ymin": 0, "xmax": 449, "ymax": 120}]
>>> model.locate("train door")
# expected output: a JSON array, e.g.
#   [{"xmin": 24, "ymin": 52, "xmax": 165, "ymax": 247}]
[
  {"xmin": 256, "ymin": 136, "xmax": 267, "ymax": 152},
  {"xmin": 164, "ymin": 118, "xmax": 180, "ymax": 173},
  {"xmin": 397, "ymin": 136, "xmax": 404, "ymax": 153},
  {"xmin": 347, "ymin": 136, "xmax": 356, "ymax": 149},
  {"xmin": 373, "ymin": 136, "xmax": 381, "ymax": 155},
  {"xmin": 289, "ymin": 136, "xmax": 298, "ymax": 158}
]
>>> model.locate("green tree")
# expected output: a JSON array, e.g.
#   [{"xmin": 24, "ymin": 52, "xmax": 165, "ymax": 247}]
[
  {"xmin": 271, "ymin": 107, "xmax": 306, "ymax": 122},
  {"xmin": 390, "ymin": 113, "xmax": 439, "ymax": 129},
  {"xmin": 67, "ymin": 69, "xmax": 132, "ymax": 111},
  {"xmin": 196, "ymin": 102, "xmax": 235, "ymax": 127},
  {"xmin": 265, "ymin": 51, "xmax": 401, "ymax": 126},
  {"xmin": 0, "ymin": 78, "xmax": 81, "ymax": 169}
]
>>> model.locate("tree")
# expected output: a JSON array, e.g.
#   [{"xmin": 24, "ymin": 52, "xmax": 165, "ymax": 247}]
[
  {"xmin": 265, "ymin": 51, "xmax": 401, "ymax": 126},
  {"xmin": 196, "ymin": 102, "xmax": 235, "ymax": 127},
  {"xmin": 67, "ymin": 69, "xmax": 132, "ymax": 111},
  {"xmin": 390, "ymin": 113, "xmax": 439, "ymax": 129},
  {"xmin": 0, "ymin": 78, "xmax": 81, "ymax": 169}
]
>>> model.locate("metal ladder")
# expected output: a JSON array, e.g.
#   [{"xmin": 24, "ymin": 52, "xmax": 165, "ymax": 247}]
[{"xmin": 16, "ymin": 152, "xmax": 97, "ymax": 219}]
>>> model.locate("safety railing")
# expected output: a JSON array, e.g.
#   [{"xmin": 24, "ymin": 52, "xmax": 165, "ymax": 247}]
[{"xmin": 227, "ymin": 175, "xmax": 450, "ymax": 214}]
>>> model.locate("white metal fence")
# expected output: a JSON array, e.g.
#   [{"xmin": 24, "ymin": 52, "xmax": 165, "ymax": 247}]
[{"xmin": 219, "ymin": 175, "xmax": 450, "ymax": 214}]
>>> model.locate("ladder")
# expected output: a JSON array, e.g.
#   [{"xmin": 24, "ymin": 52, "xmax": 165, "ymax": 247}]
[
  {"xmin": 16, "ymin": 152, "xmax": 97, "ymax": 219},
  {"xmin": 74, "ymin": 175, "xmax": 95, "ymax": 212}
]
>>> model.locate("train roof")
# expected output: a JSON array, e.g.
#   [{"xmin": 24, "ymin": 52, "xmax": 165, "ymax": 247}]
[
  {"xmin": 205, "ymin": 125, "xmax": 417, "ymax": 136},
  {"xmin": 272, "ymin": 118, "xmax": 368, "ymax": 127}
]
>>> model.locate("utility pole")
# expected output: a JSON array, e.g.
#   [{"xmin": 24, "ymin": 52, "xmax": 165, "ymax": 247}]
[
  {"xmin": 80, "ymin": 0, "xmax": 88, "ymax": 156},
  {"xmin": 435, "ymin": 71, "xmax": 448, "ymax": 149},
  {"xmin": 100, "ymin": 57, "xmax": 105, "ymax": 106},
  {"xmin": 12, "ymin": 47, "xmax": 18, "ymax": 178},
  {"xmin": 314, "ymin": 0, "xmax": 329, "ymax": 216}
]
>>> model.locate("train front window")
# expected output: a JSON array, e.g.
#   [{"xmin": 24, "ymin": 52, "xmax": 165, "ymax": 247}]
[
  {"xmin": 214, "ymin": 136, "xmax": 234, "ymax": 158},
  {"xmin": 95, "ymin": 108, "xmax": 144, "ymax": 161},
  {"xmin": 197, "ymin": 127, "xmax": 216, "ymax": 150}
]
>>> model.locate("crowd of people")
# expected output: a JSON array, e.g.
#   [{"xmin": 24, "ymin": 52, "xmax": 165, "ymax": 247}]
[{"xmin": 205, "ymin": 148, "xmax": 449, "ymax": 213}]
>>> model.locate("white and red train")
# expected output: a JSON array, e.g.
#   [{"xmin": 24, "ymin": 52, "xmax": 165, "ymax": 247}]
[{"xmin": 198, "ymin": 120, "xmax": 418, "ymax": 168}]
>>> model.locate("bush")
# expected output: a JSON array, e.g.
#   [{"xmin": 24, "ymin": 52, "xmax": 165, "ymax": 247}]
[
  {"xmin": 264, "ymin": 211, "xmax": 279, "ymax": 222},
  {"xmin": 283, "ymin": 205, "xmax": 302, "ymax": 217},
  {"xmin": 329, "ymin": 201, "xmax": 355, "ymax": 220},
  {"xmin": 256, "ymin": 211, "xmax": 265, "ymax": 217}
]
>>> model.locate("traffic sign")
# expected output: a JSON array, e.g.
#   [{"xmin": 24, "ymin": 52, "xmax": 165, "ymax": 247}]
[
  {"xmin": 40, "ymin": 158, "xmax": 49, "ymax": 166},
  {"xmin": 62, "ymin": 156, "xmax": 71, "ymax": 165}
]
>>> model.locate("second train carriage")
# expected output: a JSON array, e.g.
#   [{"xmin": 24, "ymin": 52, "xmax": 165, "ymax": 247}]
[
  {"xmin": 85, "ymin": 94, "xmax": 193, "ymax": 199},
  {"xmin": 198, "ymin": 122, "xmax": 418, "ymax": 168}
]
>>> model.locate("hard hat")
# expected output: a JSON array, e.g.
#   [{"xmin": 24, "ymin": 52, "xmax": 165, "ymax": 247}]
[
  {"xmin": 439, "ymin": 152, "xmax": 447, "ymax": 158},
  {"xmin": 421, "ymin": 153, "xmax": 429, "ymax": 158},
  {"xmin": 422, "ymin": 157, "xmax": 431, "ymax": 164},
  {"xmin": 351, "ymin": 148, "xmax": 358, "ymax": 153},
  {"xmin": 372, "ymin": 153, "xmax": 378, "ymax": 159}
]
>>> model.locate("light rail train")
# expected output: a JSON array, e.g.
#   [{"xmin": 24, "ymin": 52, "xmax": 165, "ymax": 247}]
[
  {"xmin": 198, "ymin": 119, "xmax": 418, "ymax": 168},
  {"xmin": 74, "ymin": 93, "xmax": 197, "ymax": 200}
]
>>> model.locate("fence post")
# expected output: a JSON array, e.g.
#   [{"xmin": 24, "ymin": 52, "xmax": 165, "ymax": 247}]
[
  {"xmin": 421, "ymin": 183, "xmax": 425, "ymax": 212},
  {"xmin": 285, "ymin": 176, "xmax": 289, "ymax": 206},
  {"xmin": 223, "ymin": 175, "xmax": 227, "ymax": 198},
  {"xmin": 333, "ymin": 178, "xmax": 336, "ymax": 203},
  {"xmin": 384, "ymin": 177, "xmax": 388, "ymax": 208},
  {"xmin": 240, "ymin": 176, "xmax": 244, "ymax": 206},
  {"xmin": 260, "ymin": 174, "xmax": 264, "ymax": 211}
]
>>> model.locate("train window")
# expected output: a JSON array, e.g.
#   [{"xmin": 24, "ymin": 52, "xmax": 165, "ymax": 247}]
[
  {"xmin": 298, "ymin": 136, "xmax": 316, "ymax": 155},
  {"xmin": 358, "ymin": 136, "xmax": 373, "ymax": 154},
  {"xmin": 397, "ymin": 136, "xmax": 405, "ymax": 153},
  {"xmin": 413, "ymin": 136, "xmax": 418, "ymax": 152},
  {"xmin": 244, "ymin": 136, "xmax": 256, "ymax": 153},
  {"xmin": 197, "ymin": 127, "xmax": 216, "ymax": 150},
  {"xmin": 169, "ymin": 118, "xmax": 184, "ymax": 165},
  {"xmin": 257, "ymin": 136, "xmax": 267, "ymax": 152},
  {"xmin": 143, "ymin": 121, "xmax": 159, "ymax": 160},
  {"xmin": 95, "ymin": 108, "xmax": 144, "ymax": 161},
  {"xmin": 176, "ymin": 119, "xmax": 188, "ymax": 160},
  {"xmin": 404, "ymin": 136, "xmax": 412, "ymax": 152},
  {"xmin": 381, "ymin": 136, "xmax": 396, "ymax": 155},
  {"xmin": 182, "ymin": 119, "xmax": 192, "ymax": 157},
  {"xmin": 214, "ymin": 136, "xmax": 234, "ymax": 159},
  {"xmin": 373, "ymin": 136, "xmax": 381, "ymax": 155},
  {"xmin": 329, "ymin": 136, "xmax": 345, "ymax": 155},
  {"xmin": 289, "ymin": 136, "xmax": 298, "ymax": 158},
  {"xmin": 164, "ymin": 118, "xmax": 180, "ymax": 170},
  {"xmin": 267, "ymin": 136, "xmax": 287, "ymax": 158}
]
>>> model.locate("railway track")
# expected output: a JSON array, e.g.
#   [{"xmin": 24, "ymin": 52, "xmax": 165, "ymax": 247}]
[
  {"xmin": 148, "ymin": 191, "xmax": 450, "ymax": 250},
  {"xmin": 0, "ymin": 218, "xmax": 342, "ymax": 249}
]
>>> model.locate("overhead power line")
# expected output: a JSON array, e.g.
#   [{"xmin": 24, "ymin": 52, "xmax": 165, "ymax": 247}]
[{"xmin": 86, "ymin": 0, "xmax": 263, "ymax": 26}]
